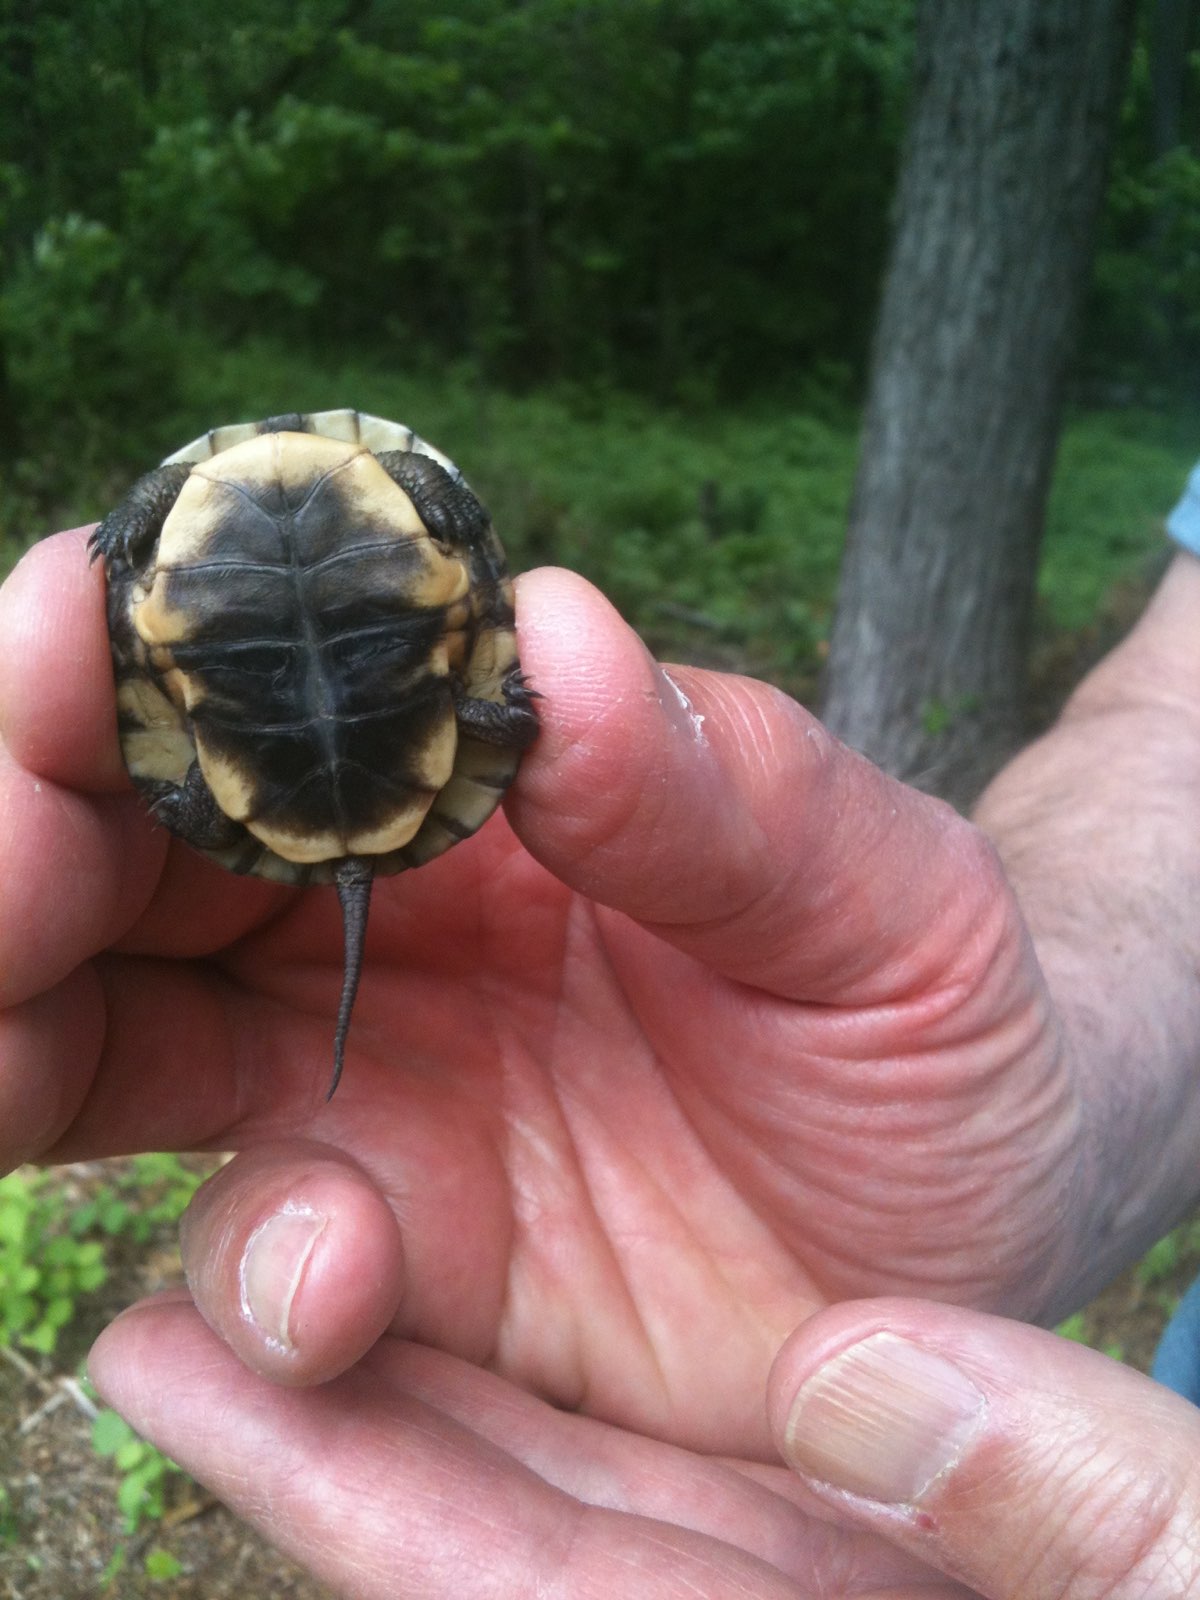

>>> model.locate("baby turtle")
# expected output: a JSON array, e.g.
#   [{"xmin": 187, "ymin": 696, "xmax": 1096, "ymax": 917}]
[{"xmin": 90, "ymin": 408, "xmax": 539, "ymax": 1097}]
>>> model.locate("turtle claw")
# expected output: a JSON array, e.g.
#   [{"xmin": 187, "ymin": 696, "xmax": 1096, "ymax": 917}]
[{"xmin": 89, "ymin": 463, "xmax": 191, "ymax": 572}]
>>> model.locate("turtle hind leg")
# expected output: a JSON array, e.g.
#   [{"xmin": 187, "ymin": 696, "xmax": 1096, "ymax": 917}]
[
  {"xmin": 89, "ymin": 463, "xmax": 192, "ymax": 573},
  {"xmin": 146, "ymin": 760, "xmax": 246, "ymax": 851},
  {"xmin": 328, "ymin": 857, "xmax": 374, "ymax": 1100},
  {"xmin": 453, "ymin": 666, "xmax": 540, "ymax": 750}
]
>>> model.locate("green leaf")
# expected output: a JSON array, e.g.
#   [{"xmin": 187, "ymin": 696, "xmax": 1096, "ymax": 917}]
[
  {"xmin": 116, "ymin": 1469, "xmax": 149, "ymax": 1530},
  {"xmin": 21, "ymin": 1320, "xmax": 57, "ymax": 1355},
  {"xmin": 77, "ymin": 1262, "xmax": 108, "ymax": 1292},
  {"xmin": 118, "ymin": 1460, "xmax": 166, "ymax": 1531},
  {"xmin": 42, "ymin": 1296, "xmax": 75, "ymax": 1329},
  {"xmin": 114, "ymin": 1438, "xmax": 149, "ymax": 1472},
  {"xmin": 144, "ymin": 1547, "xmax": 184, "ymax": 1580},
  {"xmin": 92, "ymin": 1409, "xmax": 134, "ymax": 1457},
  {"xmin": 99, "ymin": 1199, "xmax": 131, "ymax": 1234}
]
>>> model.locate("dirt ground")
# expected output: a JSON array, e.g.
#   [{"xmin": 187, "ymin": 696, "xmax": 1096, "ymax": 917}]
[
  {"xmin": 3, "ymin": 1152, "xmax": 1198, "ymax": 1600},
  {"xmin": 0, "ymin": 1158, "xmax": 334, "ymax": 1600}
]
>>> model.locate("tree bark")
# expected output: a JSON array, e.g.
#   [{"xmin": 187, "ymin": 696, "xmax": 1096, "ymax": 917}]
[{"xmin": 820, "ymin": 0, "xmax": 1136, "ymax": 806}]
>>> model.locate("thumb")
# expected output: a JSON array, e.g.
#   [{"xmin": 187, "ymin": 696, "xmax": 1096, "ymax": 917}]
[{"xmin": 769, "ymin": 1299, "xmax": 1200, "ymax": 1599}]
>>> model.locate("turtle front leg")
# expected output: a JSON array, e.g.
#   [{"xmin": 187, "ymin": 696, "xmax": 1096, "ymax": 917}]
[
  {"xmin": 88, "ymin": 463, "xmax": 192, "ymax": 574},
  {"xmin": 453, "ymin": 666, "xmax": 540, "ymax": 748}
]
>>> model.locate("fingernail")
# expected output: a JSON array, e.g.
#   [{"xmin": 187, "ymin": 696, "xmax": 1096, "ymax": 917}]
[
  {"xmin": 240, "ymin": 1206, "xmax": 325, "ymax": 1352},
  {"xmin": 783, "ymin": 1333, "xmax": 987, "ymax": 1503}
]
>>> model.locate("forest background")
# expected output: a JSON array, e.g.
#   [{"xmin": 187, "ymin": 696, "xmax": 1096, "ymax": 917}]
[
  {"xmin": 2, "ymin": 0, "xmax": 1199, "ymax": 706},
  {"xmin": 3, "ymin": 1, "xmax": 1200, "ymax": 1591}
]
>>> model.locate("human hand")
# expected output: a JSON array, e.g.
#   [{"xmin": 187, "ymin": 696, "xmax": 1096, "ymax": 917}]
[
  {"xmin": 88, "ymin": 1290, "xmax": 1200, "ymax": 1598},
  {"xmin": 1, "ymin": 528, "xmax": 1084, "ymax": 1464}
]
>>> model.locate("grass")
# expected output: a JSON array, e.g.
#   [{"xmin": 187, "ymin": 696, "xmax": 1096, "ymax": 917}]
[
  {"xmin": 1042, "ymin": 405, "xmax": 1198, "ymax": 627},
  {"xmin": 5, "ymin": 342, "xmax": 1195, "ymax": 702}
]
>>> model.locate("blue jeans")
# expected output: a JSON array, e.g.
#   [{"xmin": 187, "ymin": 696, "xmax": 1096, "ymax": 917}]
[{"xmin": 1152, "ymin": 1274, "xmax": 1200, "ymax": 1403}]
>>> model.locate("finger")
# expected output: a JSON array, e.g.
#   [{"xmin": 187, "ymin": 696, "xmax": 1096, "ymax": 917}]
[
  {"xmin": 512, "ymin": 568, "xmax": 1016, "ymax": 1005},
  {"xmin": 180, "ymin": 1142, "xmax": 405, "ymax": 1385},
  {"xmin": 0, "ymin": 527, "xmax": 287, "ymax": 963},
  {"xmin": 91, "ymin": 1300, "xmax": 968, "ymax": 1599},
  {"xmin": 0, "ymin": 736, "xmax": 164, "ymax": 1009},
  {"xmin": 0, "ymin": 969, "xmax": 107, "ymax": 1165},
  {"xmin": 0, "ymin": 531, "xmax": 304, "ymax": 1167},
  {"xmin": 0, "ymin": 528, "xmax": 127, "ymax": 791},
  {"xmin": 770, "ymin": 1298, "xmax": 1200, "ymax": 1598}
]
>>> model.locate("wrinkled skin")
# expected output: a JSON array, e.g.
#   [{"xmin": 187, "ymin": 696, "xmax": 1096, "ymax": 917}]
[{"xmin": 5, "ymin": 530, "xmax": 1200, "ymax": 1599}]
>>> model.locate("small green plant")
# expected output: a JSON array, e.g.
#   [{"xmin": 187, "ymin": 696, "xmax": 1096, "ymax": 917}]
[
  {"xmin": 144, "ymin": 1546, "xmax": 185, "ymax": 1580},
  {"xmin": 0, "ymin": 1170, "xmax": 107, "ymax": 1353},
  {"xmin": 70, "ymin": 1152, "xmax": 204, "ymax": 1244},
  {"xmin": 0, "ymin": 1154, "xmax": 204, "ymax": 1356},
  {"xmin": 91, "ymin": 1409, "xmax": 187, "ymax": 1534}
]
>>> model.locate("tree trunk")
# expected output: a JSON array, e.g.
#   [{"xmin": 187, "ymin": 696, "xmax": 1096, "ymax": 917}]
[{"xmin": 820, "ymin": 0, "xmax": 1136, "ymax": 806}]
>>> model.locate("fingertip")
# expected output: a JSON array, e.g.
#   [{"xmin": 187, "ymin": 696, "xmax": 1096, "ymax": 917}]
[
  {"xmin": 512, "ymin": 564, "xmax": 664, "ymax": 772},
  {"xmin": 181, "ymin": 1144, "xmax": 405, "ymax": 1386},
  {"xmin": 88, "ymin": 1288, "xmax": 197, "ymax": 1396},
  {"xmin": 509, "ymin": 566, "xmax": 741, "ymax": 911}
]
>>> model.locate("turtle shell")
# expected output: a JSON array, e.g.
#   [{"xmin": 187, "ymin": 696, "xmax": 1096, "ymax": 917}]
[
  {"xmin": 92, "ymin": 409, "xmax": 539, "ymax": 1096},
  {"xmin": 94, "ymin": 409, "xmax": 537, "ymax": 887}
]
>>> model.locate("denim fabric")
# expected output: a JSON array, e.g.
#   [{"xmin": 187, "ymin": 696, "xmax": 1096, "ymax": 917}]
[
  {"xmin": 1152, "ymin": 1272, "xmax": 1200, "ymax": 1404},
  {"xmin": 1167, "ymin": 462, "xmax": 1200, "ymax": 556}
]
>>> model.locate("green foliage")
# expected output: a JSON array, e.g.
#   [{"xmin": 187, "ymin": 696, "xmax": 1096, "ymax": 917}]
[
  {"xmin": 1134, "ymin": 1217, "xmax": 1200, "ymax": 1291},
  {"xmin": 1056, "ymin": 1312, "xmax": 1125, "ymax": 1363},
  {"xmin": 144, "ymin": 1546, "xmax": 185, "ymax": 1581},
  {"xmin": 69, "ymin": 1151, "xmax": 205, "ymax": 1245},
  {"xmin": 1, "ymin": 0, "xmax": 1196, "ymax": 486},
  {"xmin": 0, "ymin": 213, "xmax": 178, "ymax": 459},
  {"xmin": 1041, "ymin": 407, "xmax": 1199, "ymax": 626},
  {"xmin": 1087, "ymin": 17, "xmax": 1200, "ymax": 393},
  {"xmin": 0, "ymin": 1170, "xmax": 107, "ymax": 1355},
  {"xmin": 0, "ymin": 1155, "xmax": 202, "ymax": 1356},
  {"xmin": 1056, "ymin": 1310, "xmax": 1089, "ymax": 1342},
  {"xmin": 91, "ymin": 1410, "xmax": 186, "ymax": 1534},
  {"xmin": 0, "ymin": 0, "xmax": 915, "ymax": 468}
]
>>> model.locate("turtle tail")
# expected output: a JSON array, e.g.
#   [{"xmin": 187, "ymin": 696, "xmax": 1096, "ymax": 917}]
[{"xmin": 329, "ymin": 856, "xmax": 375, "ymax": 1100}]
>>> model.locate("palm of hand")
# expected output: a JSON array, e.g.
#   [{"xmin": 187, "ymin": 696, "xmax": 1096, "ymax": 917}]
[{"xmin": 89, "ymin": 780, "xmax": 1065, "ymax": 1464}]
